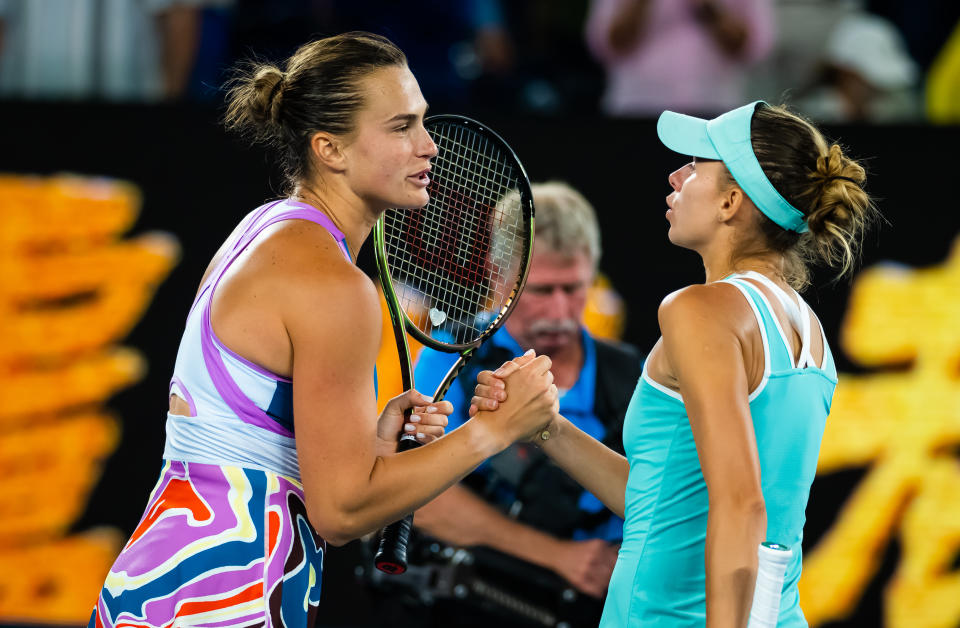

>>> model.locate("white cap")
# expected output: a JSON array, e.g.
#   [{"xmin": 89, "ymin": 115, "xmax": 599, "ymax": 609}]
[{"xmin": 824, "ymin": 13, "xmax": 918, "ymax": 90}]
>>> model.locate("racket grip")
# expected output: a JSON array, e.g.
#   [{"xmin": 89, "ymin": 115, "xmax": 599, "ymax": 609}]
[
  {"xmin": 374, "ymin": 512, "xmax": 414, "ymax": 574},
  {"xmin": 748, "ymin": 542, "xmax": 792, "ymax": 628},
  {"xmin": 374, "ymin": 435, "xmax": 422, "ymax": 574}
]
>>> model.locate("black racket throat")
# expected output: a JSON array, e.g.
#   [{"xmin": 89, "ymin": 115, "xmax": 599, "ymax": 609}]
[{"xmin": 393, "ymin": 346, "xmax": 474, "ymax": 451}]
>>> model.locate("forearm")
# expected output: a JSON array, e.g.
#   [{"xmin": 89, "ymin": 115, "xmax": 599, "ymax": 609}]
[
  {"xmin": 607, "ymin": 0, "xmax": 652, "ymax": 56},
  {"xmin": 704, "ymin": 501, "xmax": 766, "ymax": 628},
  {"xmin": 416, "ymin": 483, "xmax": 560, "ymax": 570},
  {"xmin": 307, "ymin": 418, "xmax": 503, "ymax": 544},
  {"xmin": 157, "ymin": 6, "xmax": 201, "ymax": 99},
  {"xmin": 540, "ymin": 415, "xmax": 629, "ymax": 518},
  {"xmin": 692, "ymin": 0, "xmax": 749, "ymax": 57}
]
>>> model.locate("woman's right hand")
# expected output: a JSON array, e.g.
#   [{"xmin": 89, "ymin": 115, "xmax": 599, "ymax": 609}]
[
  {"xmin": 471, "ymin": 352, "xmax": 558, "ymax": 447},
  {"xmin": 467, "ymin": 350, "xmax": 537, "ymax": 417}
]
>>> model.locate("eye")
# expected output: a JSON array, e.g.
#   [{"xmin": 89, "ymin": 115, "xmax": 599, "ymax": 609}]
[{"xmin": 395, "ymin": 124, "xmax": 410, "ymax": 133}]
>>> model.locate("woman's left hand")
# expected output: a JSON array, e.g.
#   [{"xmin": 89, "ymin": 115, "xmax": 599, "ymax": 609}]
[{"xmin": 376, "ymin": 388, "xmax": 453, "ymax": 456}]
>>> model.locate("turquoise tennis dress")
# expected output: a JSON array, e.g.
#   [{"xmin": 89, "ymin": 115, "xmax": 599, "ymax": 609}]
[{"xmin": 602, "ymin": 272, "xmax": 837, "ymax": 627}]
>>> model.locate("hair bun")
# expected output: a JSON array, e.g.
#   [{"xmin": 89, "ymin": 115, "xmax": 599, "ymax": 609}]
[
  {"xmin": 255, "ymin": 67, "xmax": 285, "ymax": 125},
  {"xmin": 814, "ymin": 144, "xmax": 865, "ymax": 186},
  {"xmin": 804, "ymin": 142, "xmax": 872, "ymax": 274},
  {"xmin": 747, "ymin": 103, "xmax": 879, "ymax": 288},
  {"xmin": 223, "ymin": 63, "xmax": 286, "ymax": 144}
]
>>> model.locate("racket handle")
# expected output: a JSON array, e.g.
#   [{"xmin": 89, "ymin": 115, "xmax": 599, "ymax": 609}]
[
  {"xmin": 748, "ymin": 542, "xmax": 792, "ymax": 628},
  {"xmin": 374, "ymin": 435, "xmax": 422, "ymax": 574}
]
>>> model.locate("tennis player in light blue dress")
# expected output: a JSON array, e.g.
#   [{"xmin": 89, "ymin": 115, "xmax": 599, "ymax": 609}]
[{"xmin": 471, "ymin": 101, "xmax": 878, "ymax": 626}]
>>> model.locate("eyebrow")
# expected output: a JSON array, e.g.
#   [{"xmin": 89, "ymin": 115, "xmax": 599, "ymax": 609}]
[
  {"xmin": 385, "ymin": 104, "xmax": 429, "ymax": 125},
  {"xmin": 386, "ymin": 113, "xmax": 417, "ymax": 124}
]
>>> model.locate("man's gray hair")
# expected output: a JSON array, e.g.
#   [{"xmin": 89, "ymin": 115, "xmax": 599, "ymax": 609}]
[
  {"xmin": 531, "ymin": 180, "xmax": 601, "ymax": 269},
  {"xmin": 490, "ymin": 180, "xmax": 601, "ymax": 275}
]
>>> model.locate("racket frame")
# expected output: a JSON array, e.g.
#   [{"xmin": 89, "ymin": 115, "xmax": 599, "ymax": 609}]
[
  {"xmin": 375, "ymin": 115, "xmax": 535, "ymax": 354},
  {"xmin": 372, "ymin": 114, "xmax": 535, "ymax": 574}
]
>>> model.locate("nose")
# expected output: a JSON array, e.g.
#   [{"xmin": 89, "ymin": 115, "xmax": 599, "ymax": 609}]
[
  {"xmin": 667, "ymin": 163, "xmax": 691, "ymax": 192},
  {"xmin": 546, "ymin": 286, "xmax": 571, "ymax": 314},
  {"xmin": 420, "ymin": 125, "xmax": 439, "ymax": 159}
]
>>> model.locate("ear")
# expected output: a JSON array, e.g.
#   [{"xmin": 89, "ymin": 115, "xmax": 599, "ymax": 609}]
[
  {"xmin": 717, "ymin": 185, "xmax": 747, "ymax": 224},
  {"xmin": 309, "ymin": 131, "xmax": 348, "ymax": 172}
]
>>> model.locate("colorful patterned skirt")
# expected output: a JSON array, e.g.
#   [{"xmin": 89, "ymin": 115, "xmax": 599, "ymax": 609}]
[{"xmin": 88, "ymin": 460, "xmax": 325, "ymax": 628}]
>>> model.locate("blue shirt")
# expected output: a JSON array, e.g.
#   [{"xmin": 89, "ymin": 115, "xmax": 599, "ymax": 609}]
[{"xmin": 414, "ymin": 326, "xmax": 624, "ymax": 542}]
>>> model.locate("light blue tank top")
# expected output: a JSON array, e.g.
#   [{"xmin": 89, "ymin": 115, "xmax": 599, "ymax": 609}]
[{"xmin": 602, "ymin": 272, "xmax": 837, "ymax": 627}]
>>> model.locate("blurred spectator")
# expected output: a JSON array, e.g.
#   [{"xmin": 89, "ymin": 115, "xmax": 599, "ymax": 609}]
[
  {"xmin": 493, "ymin": 1, "xmax": 605, "ymax": 115},
  {"xmin": 0, "ymin": 0, "xmax": 232, "ymax": 102},
  {"xmin": 226, "ymin": 1, "xmax": 602, "ymax": 115},
  {"xmin": 866, "ymin": 0, "xmax": 960, "ymax": 74},
  {"xmin": 227, "ymin": 0, "xmax": 333, "ymax": 70},
  {"xmin": 792, "ymin": 12, "xmax": 922, "ymax": 123},
  {"xmin": 746, "ymin": 0, "xmax": 859, "ymax": 107},
  {"xmin": 585, "ymin": 0, "xmax": 774, "ymax": 116},
  {"xmin": 328, "ymin": 0, "xmax": 513, "ymax": 109}
]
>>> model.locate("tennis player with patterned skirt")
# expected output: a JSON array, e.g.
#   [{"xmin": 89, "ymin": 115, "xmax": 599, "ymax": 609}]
[
  {"xmin": 471, "ymin": 101, "xmax": 878, "ymax": 626},
  {"xmin": 87, "ymin": 32, "xmax": 558, "ymax": 628}
]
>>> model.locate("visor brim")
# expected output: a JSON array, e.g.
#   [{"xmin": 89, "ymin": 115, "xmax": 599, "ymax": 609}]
[{"xmin": 656, "ymin": 111, "xmax": 721, "ymax": 160}]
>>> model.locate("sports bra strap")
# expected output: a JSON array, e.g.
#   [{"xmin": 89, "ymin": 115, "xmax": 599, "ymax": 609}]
[{"xmin": 729, "ymin": 271, "xmax": 817, "ymax": 369}]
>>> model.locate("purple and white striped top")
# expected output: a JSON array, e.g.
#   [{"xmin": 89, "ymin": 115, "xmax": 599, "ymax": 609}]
[{"xmin": 164, "ymin": 199, "xmax": 351, "ymax": 479}]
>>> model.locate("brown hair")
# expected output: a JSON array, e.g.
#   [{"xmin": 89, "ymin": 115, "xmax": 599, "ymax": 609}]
[
  {"xmin": 224, "ymin": 31, "xmax": 407, "ymax": 191},
  {"xmin": 726, "ymin": 103, "xmax": 878, "ymax": 290}
]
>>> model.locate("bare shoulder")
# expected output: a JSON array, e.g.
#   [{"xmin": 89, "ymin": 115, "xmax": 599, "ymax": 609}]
[
  {"xmin": 260, "ymin": 220, "xmax": 379, "ymax": 326},
  {"xmin": 658, "ymin": 283, "xmax": 753, "ymax": 335}
]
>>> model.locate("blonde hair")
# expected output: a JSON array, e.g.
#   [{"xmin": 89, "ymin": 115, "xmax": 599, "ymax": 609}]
[{"xmin": 728, "ymin": 104, "xmax": 878, "ymax": 290}]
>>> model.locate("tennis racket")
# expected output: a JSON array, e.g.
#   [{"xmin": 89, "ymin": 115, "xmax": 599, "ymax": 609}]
[
  {"xmin": 748, "ymin": 542, "xmax": 792, "ymax": 627},
  {"xmin": 373, "ymin": 115, "xmax": 535, "ymax": 575}
]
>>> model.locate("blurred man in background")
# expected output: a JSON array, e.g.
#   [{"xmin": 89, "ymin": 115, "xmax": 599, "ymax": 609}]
[{"xmin": 396, "ymin": 181, "xmax": 643, "ymax": 627}]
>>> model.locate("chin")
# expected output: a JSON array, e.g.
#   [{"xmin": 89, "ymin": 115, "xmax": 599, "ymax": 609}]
[
  {"xmin": 666, "ymin": 227, "xmax": 690, "ymax": 248},
  {"xmin": 393, "ymin": 190, "xmax": 431, "ymax": 210},
  {"xmin": 416, "ymin": 189, "xmax": 431, "ymax": 207},
  {"xmin": 667, "ymin": 232, "xmax": 703, "ymax": 254},
  {"xmin": 667, "ymin": 228, "xmax": 680, "ymax": 245}
]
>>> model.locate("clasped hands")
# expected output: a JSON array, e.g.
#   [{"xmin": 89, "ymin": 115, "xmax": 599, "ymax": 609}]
[
  {"xmin": 468, "ymin": 349, "xmax": 560, "ymax": 444},
  {"xmin": 377, "ymin": 350, "xmax": 558, "ymax": 454}
]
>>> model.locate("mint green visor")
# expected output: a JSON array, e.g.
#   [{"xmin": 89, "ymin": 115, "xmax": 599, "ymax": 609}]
[{"xmin": 656, "ymin": 101, "xmax": 808, "ymax": 234}]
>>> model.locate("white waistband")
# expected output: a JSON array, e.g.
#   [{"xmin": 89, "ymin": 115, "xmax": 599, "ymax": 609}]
[{"xmin": 163, "ymin": 412, "xmax": 301, "ymax": 480}]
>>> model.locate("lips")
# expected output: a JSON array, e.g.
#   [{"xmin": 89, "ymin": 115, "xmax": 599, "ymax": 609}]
[{"xmin": 409, "ymin": 167, "xmax": 431, "ymax": 187}]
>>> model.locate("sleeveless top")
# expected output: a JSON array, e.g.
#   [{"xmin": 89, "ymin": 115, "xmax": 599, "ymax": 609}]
[
  {"xmin": 601, "ymin": 271, "xmax": 837, "ymax": 627},
  {"xmin": 89, "ymin": 200, "xmax": 351, "ymax": 628},
  {"xmin": 164, "ymin": 199, "xmax": 351, "ymax": 478}
]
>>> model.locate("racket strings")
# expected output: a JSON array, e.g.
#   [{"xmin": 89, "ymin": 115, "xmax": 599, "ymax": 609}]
[{"xmin": 382, "ymin": 121, "xmax": 529, "ymax": 346}]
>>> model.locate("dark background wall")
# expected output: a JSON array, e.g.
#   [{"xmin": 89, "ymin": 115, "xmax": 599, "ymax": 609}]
[{"xmin": 1, "ymin": 102, "xmax": 956, "ymax": 627}]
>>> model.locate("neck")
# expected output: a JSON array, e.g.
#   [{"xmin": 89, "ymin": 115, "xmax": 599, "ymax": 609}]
[
  {"xmin": 293, "ymin": 182, "xmax": 380, "ymax": 257},
  {"xmin": 702, "ymin": 251, "xmax": 786, "ymax": 284}
]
